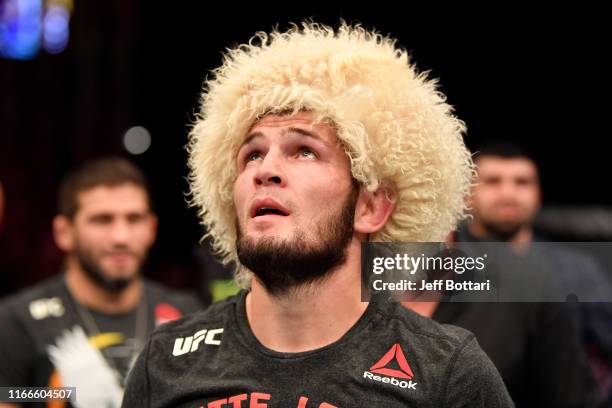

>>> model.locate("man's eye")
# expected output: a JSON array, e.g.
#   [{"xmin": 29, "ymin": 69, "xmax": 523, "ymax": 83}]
[
  {"xmin": 91, "ymin": 215, "xmax": 113, "ymax": 224},
  {"xmin": 299, "ymin": 148, "xmax": 317, "ymax": 159},
  {"xmin": 246, "ymin": 151, "xmax": 262, "ymax": 162},
  {"xmin": 127, "ymin": 214, "xmax": 145, "ymax": 223},
  {"xmin": 515, "ymin": 178, "xmax": 531, "ymax": 186}
]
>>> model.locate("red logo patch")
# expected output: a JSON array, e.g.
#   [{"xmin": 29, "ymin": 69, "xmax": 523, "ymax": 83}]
[
  {"xmin": 370, "ymin": 343, "xmax": 414, "ymax": 379},
  {"xmin": 155, "ymin": 303, "xmax": 182, "ymax": 326}
]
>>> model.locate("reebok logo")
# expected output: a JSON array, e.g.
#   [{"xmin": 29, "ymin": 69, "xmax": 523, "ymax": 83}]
[
  {"xmin": 363, "ymin": 343, "xmax": 417, "ymax": 390},
  {"xmin": 172, "ymin": 328, "xmax": 223, "ymax": 356}
]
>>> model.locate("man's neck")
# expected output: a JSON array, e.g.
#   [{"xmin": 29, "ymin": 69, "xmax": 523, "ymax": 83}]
[
  {"xmin": 64, "ymin": 258, "xmax": 143, "ymax": 314},
  {"xmin": 245, "ymin": 239, "xmax": 368, "ymax": 353}
]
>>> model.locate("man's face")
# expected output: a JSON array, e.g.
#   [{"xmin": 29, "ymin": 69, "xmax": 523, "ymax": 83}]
[
  {"xmin": 63, "ymin": 184, "xmax": 156, "ymax": 291},
  {"xmin": 233, "ymin": 111, "xmax": 357, "ymax": 294},
  {"xmin": 471, "ymin": 156, "xmax": 541, "ymax": 239}
]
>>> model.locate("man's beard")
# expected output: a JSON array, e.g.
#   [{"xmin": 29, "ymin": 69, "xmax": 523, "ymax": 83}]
[
  {"xmin": 75, "ymin": 243, "xmax": 141, "ymax": 293},
  {"xmin": 480, "ymin": 219, "xmax": 524, "ymax": 242},
  {"xmin": 237, "ymin": 189, "xmax": 358, "ymax": 297}
]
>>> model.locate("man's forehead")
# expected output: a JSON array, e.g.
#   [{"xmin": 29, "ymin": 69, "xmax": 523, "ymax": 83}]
[
  {"xmin": 251, "ymin": 110, "xmax": 316, "ymax": 127},
  {"xmin": 244, "ymin": 111, "xmax": 338, "ymax": 144},
  {"xmin": 76, "ymin": 184, "xmax": 149, "ymax": 213},
  {"xmin": 477, "ymin": 156, "xmax": 538, "ymax": 177}
]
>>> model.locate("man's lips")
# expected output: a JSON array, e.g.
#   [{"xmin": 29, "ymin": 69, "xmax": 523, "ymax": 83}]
[
  {"xmin": 249, "ymin": 197, "xmax": 291, "ymax": 218},
  {"xmin": 495, "ymin": 204, "xmax": 521, "ymax": 214},
  {"xmin": 104, "ymin": 252, "xmax": 137, "ymax": 263}
]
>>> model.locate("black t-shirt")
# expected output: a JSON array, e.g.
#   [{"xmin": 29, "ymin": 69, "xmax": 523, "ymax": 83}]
[
  {"xmin": 442, "ymin": 227, "xmax": 600, "ymax": 407},
  {"xmin": 433, "ymin": 302, "xmax": 598, "ymax": 407},
  {"xmin": 123, "ymin": 291, "xmax": 514, "ymax": 407},
  {"xmin": 0, "ymin": 274, "xmax": 202, "ymax": 407}
]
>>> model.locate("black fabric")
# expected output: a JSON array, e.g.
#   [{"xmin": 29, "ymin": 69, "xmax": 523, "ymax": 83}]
[
  {"xmin": 433, "ymin": 301, "xmax": 597, "ymax": 407},
  {"xmin": 122, "ymin": 291, "xmax": 513, "ymax": 407},
  {"xmin": 0, "ymin": 273, "xmax": 202, "ymax": 407},
  {"xmin": 436, "ymin": 227, "xmax": 599, "ymax": 407}
]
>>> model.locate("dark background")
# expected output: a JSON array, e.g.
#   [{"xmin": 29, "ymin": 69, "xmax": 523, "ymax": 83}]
[{"xmin": 1, "ymin": 2, "xmax": 609, "ymax": 298}]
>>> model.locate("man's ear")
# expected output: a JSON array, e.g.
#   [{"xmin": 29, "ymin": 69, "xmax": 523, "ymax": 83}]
[
  {"xmin": 354, "ymin": 186, "xmax": 396, "ymax": 234},
  {"xmin": 535, "ymin": 184, "xmax": 543, "ymax": 212},
  {"xmin": 53, "ymin": 215, "xmax": 75, "ymax": 251},
  {"xmin": 146, "ymin": 213, "xmax": 158, "ymax": 247}
]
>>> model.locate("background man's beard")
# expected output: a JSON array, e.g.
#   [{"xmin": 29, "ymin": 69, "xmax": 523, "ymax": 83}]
[
  {"xmin": 75, "ymin": 244, "xmax": 140, "ymax": 293},
  {"xmin": 237, "ymin": 190, "xmax": 357, "ymax": 297},
  {"xmin": 481, "ymin": 220, "xmax": 524, "ymax": 242}
]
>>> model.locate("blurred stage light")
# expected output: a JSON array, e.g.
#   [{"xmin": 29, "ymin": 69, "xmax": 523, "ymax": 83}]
[
  {"xmin": 0, "ymin": 0, "xmax": 72, "ymax": 60},
  {"xmin": 123, "ymin": 126, "xmax": 152, "ymax": 155},
  {"xmin": 42, "ymin": 4, "xmax": 69, "ymax": 54},
  {"xmin": 0, "ymin": 0, "xmax": 42, "ymax": 60}
]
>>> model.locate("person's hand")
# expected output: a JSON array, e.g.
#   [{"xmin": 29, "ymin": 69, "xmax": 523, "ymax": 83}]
[{"xmin": 47, "ymin": 326, "xmax": 123, "ymax": 408}]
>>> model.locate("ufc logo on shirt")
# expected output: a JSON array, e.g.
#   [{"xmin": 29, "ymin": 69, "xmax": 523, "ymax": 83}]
[{"xmin": 173, "ymin": 328, "xmax": 224, "ymax": 356}]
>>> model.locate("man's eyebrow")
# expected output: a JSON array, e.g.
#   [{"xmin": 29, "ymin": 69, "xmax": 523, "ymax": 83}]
[
  {"xmin": 241, "ymin": 131, "xmax": 264, "ymax": 147},
  {"xmin": 87, "ymin": 212, "xmax": 114, "ymax": 220},
  {"xmin": 285, "ymin": 127, "xmax": 322, "ymax": 141}
]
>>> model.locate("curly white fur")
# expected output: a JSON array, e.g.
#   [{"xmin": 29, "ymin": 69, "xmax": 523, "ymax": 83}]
[{"xmin": 187, "ymin": 22, "xmax": 475, "ymax": 288}]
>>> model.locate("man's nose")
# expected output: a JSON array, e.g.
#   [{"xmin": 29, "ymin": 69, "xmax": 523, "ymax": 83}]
[
  {"xmin": 110, "ymin": 220, "xmax": 131, "ymax": 244},
  {"xmin": 253, "ymin": 151, "xmax": 285, "ymax": 187},
  {"xmin": 499, "ymin": 180, "xmax": 518, "ymax": 197}
]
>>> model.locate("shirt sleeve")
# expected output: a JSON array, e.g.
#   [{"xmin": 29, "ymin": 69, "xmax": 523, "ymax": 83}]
[
  {"xmin": 0, "ymin": 300, "xmax": 37, "ymax": 386},
  {"xmin": 122, "ymin": 338, "xmax": 151, "ymax": 408},
  {"xmin": 442, "ymin": 335, "xmax": 515, "ymax": 408}
]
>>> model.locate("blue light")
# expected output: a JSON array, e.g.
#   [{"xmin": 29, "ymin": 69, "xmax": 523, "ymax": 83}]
[
  {"xmin": 0, "ymin": 0, "xmax": 42, "ymax": 60},
  {"xmin": 42, "ymin": 5, "xmax": 69, "ymax": 54}
]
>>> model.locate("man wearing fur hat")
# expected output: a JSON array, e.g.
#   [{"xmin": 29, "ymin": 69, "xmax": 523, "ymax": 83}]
[{"xmin": 123, "ymin": 23, "xmax": 513, "ymax": 407}]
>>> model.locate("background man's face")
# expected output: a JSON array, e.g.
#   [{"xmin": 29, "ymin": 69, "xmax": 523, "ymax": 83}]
[
  {"xmin": 67, "ymin": 184, "xmax": 156, "ymax": 290},
  {"xmin": 471, "ymin": 156, "xmax": 541, "ymax": 237},
  {"xmin": 232, "ymin": 111, "xmax": 357, "ymax": 293}
]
